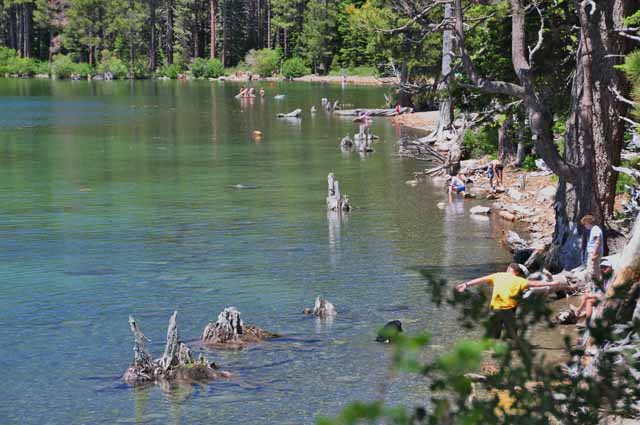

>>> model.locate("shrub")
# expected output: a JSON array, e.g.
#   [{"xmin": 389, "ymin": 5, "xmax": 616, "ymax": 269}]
[
  {"xmin": 462, "ymin": 126, "xmax": 498, "ymax": 158},
  {"xmin": 97, "ymin": 55, "xmax": 128, "ymax": 79},
  {"xmin": 281, "ymin": 57, "xmax": 309, "ymax": 78},
  {"xmin": 51, "ymin": 54, "xmax": 76, "ymax": 79},
  {"xmin": 245, "ymin": 48, "xmax": 281, "ymax": 77},
  {"xmin": 130, "ymin": 60, "xmax": 150, "ymax": 79},
  {"xmin": 158, "ymin": 63, "xmax": 182, "ymax": 79},
  {"xmin": 0, "ymin": 47, "xmax": 18, "ymax": 74},
  {"xmin": 521, "ymin": 154, "xmax": 538, "ymax": 171},
  {"xmin": 190, "ymin": 57, "xmax": 224, "ymax": 78}
]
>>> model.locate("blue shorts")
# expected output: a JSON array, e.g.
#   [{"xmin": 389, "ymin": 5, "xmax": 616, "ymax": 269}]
[
  {"xmin": 487, "ymin": 168, "xmax": 494, "ymax": 178},
  {"xmin": 455, "ymin": 185, "xmax": 465, "ymax": 193}
]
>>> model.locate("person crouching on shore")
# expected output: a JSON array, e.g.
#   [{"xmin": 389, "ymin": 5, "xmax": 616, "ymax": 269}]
[{"xmin": 456, "ymin": 263, "xmax": 562, "ymax": 339}]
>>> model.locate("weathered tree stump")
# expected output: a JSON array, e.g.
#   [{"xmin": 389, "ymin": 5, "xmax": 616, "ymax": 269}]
[
  {"xmin": 303, "ymin": 296, "xmax": 337, "ymax": 318},
  {"xmin": 201, "ymin": 307, "xmax": 278, "ymax": 347},
  {"xmin": 122, "ymin": 311, "xmax": 227, "ymax": 385},
  {"xmin": 327, "ymin": 173, "xmax": 350, "ymax": 212}
]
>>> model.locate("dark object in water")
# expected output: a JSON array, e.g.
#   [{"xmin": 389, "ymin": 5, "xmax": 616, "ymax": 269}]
[
  {"xmin": 375, "ymin": 320, "xmax": 403, "ymax": 343},
  {"xmin": 556, "ymin": 310, "xmax": 578, "ymax": 325}
]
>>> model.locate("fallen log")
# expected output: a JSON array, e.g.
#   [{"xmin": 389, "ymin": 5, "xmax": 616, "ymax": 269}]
[
  {"xmin": 201, "ymin": 306, "xmax": 278, "ymax": 347},
  {"xmin": 122, "ymin": 311, "xmax": 227, "ymax": 385},
  {"xmin": 277, "ymin": 109, "xmax": 302, "ymax": 118},
  {"xmin": 334, "ymin": 107, "xmax": 412, "ymax": 117}
]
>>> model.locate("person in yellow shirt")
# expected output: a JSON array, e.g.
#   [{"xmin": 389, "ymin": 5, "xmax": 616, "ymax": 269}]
[{"xmin": 455, "ymin": 263, "xmax": 561, "ymax": 339}]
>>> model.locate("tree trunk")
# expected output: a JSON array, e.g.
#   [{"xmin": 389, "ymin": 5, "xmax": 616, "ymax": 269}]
[
  {"xmin": 498, "ymin": 114, "xmax": 516, "ymax": 164},
  {"xmin": 435, "ymin": 2, "xmax": 453, "ymax": 141},
  {"xmin": 284, "ymin": 27, "xmax": 288, "ymax": 57},
  {"xmin": 210, "ymin": 0, "xmax": 217, "ymax": 59},
  {"xmin": 546, "ymin": 0, "xmax": 631, "ymax": 271},
  {"xmin": 22, "ymin": 1, "xmax": 32, "ymax": 58},
  {"xmin": 149, "ymin": 0, "xmax": 157, "ymax": 71},
  {"xmin": 267, "ymin": 0, "xmax": 271, "ymax": 49},
  {"xmin": 166, "ymin": 0, "xmax": 174, "ymax": 65}
]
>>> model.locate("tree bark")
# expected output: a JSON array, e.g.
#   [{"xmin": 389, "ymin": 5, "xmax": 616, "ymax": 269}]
[
  {"xmin": 435, "ymin": 2, "xmax": 453, "ymax": 141},
  {"xmin": 210, "ymin": 0, "xmax": 217, "ymax": 59},
  {"xmin": 546, "ymin": 0, "xmax": 631, "ymax": 271},
  {"xmin": 166, "ymin": 0, "xmax": 174, "ymax": 64},
  {"xmin": 22, "ymin": 1, "xmax": 32, "ymax": 58},
  {"xmin": 149, "ymin": 0, "xmax": 157, "ymax": 71},
  {"xmin": 498, "ymin": 114, "xmax": 516, "ymax": 164}
]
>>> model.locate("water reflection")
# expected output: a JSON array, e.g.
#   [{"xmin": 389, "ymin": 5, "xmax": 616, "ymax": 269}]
[{"xmin": 327, "ymin": 210, "xmax": 348, "ymax": 267}]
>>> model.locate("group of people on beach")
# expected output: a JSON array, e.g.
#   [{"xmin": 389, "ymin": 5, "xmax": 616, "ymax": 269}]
[{"xmin": 456, "ymin": 213, "xmax": 610, "ymax": 339}]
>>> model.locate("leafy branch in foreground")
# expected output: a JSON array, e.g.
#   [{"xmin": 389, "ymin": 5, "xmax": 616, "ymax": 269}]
[{"xmin": 317, "ymin": 270, "xmax": 640, "ymax": 425}]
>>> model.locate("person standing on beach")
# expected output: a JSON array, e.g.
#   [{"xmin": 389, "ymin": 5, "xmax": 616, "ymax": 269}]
[
  {"xmin": 581, "ymin": 214, "xmax": 604, "ymax": 291},
  {"xmin": 456, "ymin": 263, "xmax": 561, "ymax": 339}
]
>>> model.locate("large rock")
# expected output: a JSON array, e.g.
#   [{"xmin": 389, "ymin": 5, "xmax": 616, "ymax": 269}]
[
  {"xmin": 536, "ymin": 186, "xmax": 556, "ymax": 204},
  {"xmin": 470, "ymin": 206, "xmax": 491, "ymax": 215},
  {"xmin": 506, "ymin": 188, "xmax": 527, "ymax": 201}
]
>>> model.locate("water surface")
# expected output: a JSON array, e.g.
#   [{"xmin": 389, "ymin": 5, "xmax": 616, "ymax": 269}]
[{"xmin": 0, "ymin": 79, "xmax": 509, "ymax": 424}]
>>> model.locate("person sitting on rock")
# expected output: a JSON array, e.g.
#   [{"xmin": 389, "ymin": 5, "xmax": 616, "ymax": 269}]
[
  {"xmin": 456, "ymin": 263, "xmax": 562, "ymax": 339},
  {"xmin": 573, "ymin": 258, "xmax": 614, "ymax": 324}
]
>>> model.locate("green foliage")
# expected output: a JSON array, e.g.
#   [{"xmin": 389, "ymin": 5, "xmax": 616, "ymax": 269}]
[
  {"xmin": 298, "ymin": 0, "xmax": 338, "ymax": 74},
  {"xmin": 189, "ymin": 58, "xmax": 224, "ymax": 79},
  {"xmin": 51, "ymin": 54, "xmax": 92, "ymax": 79},
  {"xmin": 462, "ymin": 126, "xmax": 498, "ymax": 158},
  {"xmin": 97, "ymin": 51, "xmax": 128, "ymax": 79},
  {"xmin": 328, "ymin": 66, "xmax": 378, "ymax": 77},
  {"xmin": 245, "ymin": 48, "xmax": 281, "ymax": 77},
  {"xmin": 158, "ymin": 63, "xmax": 183, "ymax": 79},
  {"xmin": 522, "ymin": 154, "xmax": 538, "ymax": 171},
  {"xmin": 616, "ymin": 158, "xmax": 640, "ymax": 194},
  {"xmin": 281, "ymin": 57, "xmax": 309, "ymax": 78}
]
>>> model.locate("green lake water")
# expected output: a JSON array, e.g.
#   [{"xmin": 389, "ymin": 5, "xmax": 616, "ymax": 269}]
[{"xmin": 0, "ymin": 79, "xmax": 510, "ymax": 424}]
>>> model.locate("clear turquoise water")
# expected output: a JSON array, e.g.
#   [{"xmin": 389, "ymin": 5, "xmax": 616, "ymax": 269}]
[{"xmin": 0, "ymin": 79, "xmax": 509, "ymax": 424}]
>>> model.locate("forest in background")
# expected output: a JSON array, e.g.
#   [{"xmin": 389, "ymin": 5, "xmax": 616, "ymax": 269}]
[{"xmin": 0, "ymin": 0, "xmax": 434, "ymax": 79}]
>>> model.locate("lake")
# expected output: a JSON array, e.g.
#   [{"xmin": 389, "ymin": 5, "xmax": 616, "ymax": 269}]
[{"xmin": 0, "ymin": 79, "xmax": 510, "ymax": 424}]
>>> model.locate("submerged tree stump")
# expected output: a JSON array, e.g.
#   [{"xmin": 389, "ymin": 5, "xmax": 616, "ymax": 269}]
[
  {"xmin": 327, "ymin": 173, "xmax": 351, "ymax": 212},
  {"xmin": 122, "ymin": 311, "xmax": 227, "ymax": 385},
  {"xmin": 303, "ymin": 296, "xmax": 337, "ymax": 318},
  {"xmin": 201, "ymin": 307, "xmax": 278, "ymax": 347}
]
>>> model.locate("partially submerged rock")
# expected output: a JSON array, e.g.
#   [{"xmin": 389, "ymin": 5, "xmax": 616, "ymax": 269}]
[
  {"xmin": 201, "ymin": 307, "xmax": 278, "ymax": 347},
  {"xmin": 122, "ymin": 311, "xmax": 228, "ymax": 385},
  {"xmin": 470, "ymin": 206, "xmax": 491, "ymax": 215},
  {"xmin": 375, "ymin": 320, "xmax": 403, "ymax": 343},
  {"xmin": 303, "ymin": 296, "xmax": 337, "ymax": 318}
]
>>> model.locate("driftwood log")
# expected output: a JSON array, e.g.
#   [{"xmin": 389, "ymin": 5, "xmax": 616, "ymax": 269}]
[
  {"xmin": 122, "ymin": 311, "xmax": 227, "ymax": 385},
  {"xmin": 303, "ymin": 296, "xmax": 337, "ymax": 318},
  {"xmin": 201, "ymin": 307, "xmax": 278, "ymax": 347},
  {"xmin": 334, "ymin": 107, "xmax": 412, "ymax": 117},
  {"xmin": 277, "ymin": 109, "xmax": 302, "ymax": 118},
  {"xmin": 327, "ymin": 173, "xmax": 351, "ymax": 212}
]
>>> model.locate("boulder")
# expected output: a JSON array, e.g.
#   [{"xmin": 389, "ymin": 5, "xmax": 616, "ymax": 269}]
[
  {"xmin": 506, "ymin": 188, "xmax": 527, "ymax": 201},
  {"xmin": 470, "ymin": 206, "xmax": 491, "ymax": 215},
  {"xmin": 536, "ymin": 186, "xmax": 556, "ymax": 204}
]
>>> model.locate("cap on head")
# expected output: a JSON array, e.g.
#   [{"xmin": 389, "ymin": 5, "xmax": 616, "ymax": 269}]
[{"xmin": 600, "ymin": 258, "xmax": 612, "ymax": 268}]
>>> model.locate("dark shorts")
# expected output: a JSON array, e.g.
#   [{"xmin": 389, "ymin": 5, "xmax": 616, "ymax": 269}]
[{"xmin": 486, "ymin": 308, "xmax": 518, "ymax": 339}]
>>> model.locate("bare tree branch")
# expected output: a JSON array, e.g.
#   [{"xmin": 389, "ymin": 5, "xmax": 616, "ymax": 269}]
[
  {"xmin": 610, "ymin": 85, "xmax": 637, "ymax": 106},
  {"xmin": 379, "ymin": 0, "xmax": 451, "ymax": 34},
  {"xmin": 528, "ymin": 5, "xmax": 545, "ymax": 66}
]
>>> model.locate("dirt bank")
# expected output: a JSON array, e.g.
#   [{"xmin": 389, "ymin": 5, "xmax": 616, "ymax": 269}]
[{"xmin": 391, "ymin": 111, "xmax": 439, "ymax": 132}]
